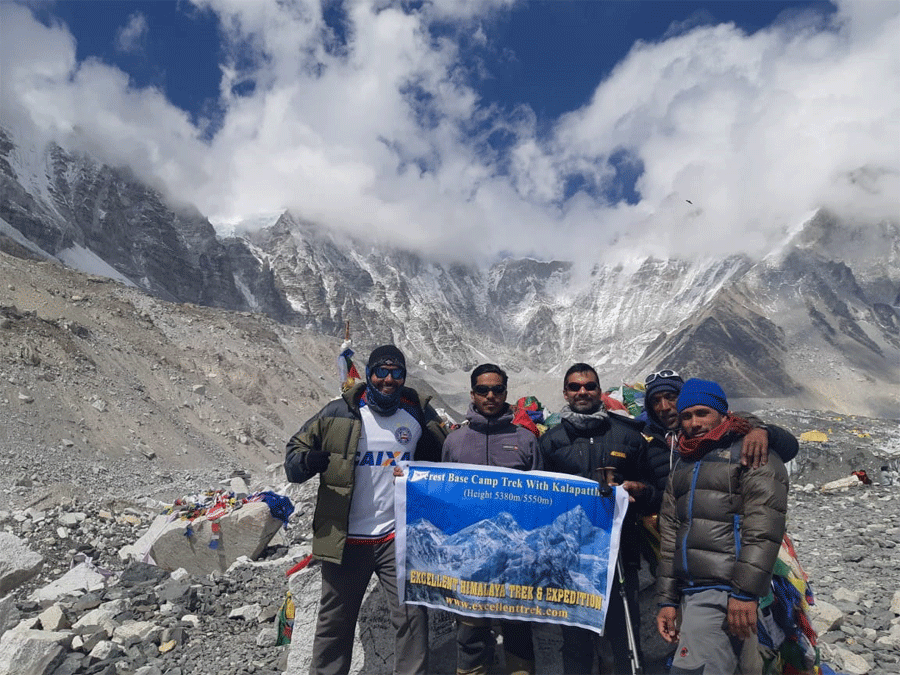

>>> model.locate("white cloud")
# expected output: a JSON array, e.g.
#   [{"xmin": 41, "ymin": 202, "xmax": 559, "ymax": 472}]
[
  {"xmin": 115, "ymin": 12, "xmax": 149, "ymax": 54},
  {"xmin": 1, "ymin": 0, "xmax": 897, "ymax": 266}
]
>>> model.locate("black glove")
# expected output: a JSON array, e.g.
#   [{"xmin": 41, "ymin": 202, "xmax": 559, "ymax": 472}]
[{"xmin": 304, "ymin": 449, "xmax": 330, "ymax": 474}]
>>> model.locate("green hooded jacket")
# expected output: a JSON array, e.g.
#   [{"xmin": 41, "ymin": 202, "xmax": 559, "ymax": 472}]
[{"xmin": 285, "ymin": 382, "xmax": 447, "ymax": 563}]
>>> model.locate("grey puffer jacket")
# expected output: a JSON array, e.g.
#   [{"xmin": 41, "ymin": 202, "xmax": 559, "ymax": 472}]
[
  {"xmin": 656, "ymin": 430, "xmax": 789, "ymax": 604},
  {"xmin": 441, "ymin": 403, "xmax": 541, "ymax": 471}
]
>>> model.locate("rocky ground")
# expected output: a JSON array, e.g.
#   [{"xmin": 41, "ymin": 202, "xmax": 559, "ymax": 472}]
[
  {"xmin": 2, "ymin": 451, "xmax": 899, "ymax": 675},
  {"xmin": 1, "ymin": 249, "xmax": 899, "ymax": 674}
]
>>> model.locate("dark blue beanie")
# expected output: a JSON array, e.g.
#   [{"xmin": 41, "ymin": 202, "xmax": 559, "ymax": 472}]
[
  {"xmin": 676, "ymin": 378, "xmax": 729, "ymax": 414},
  {"xmin": 645, "ymin": 373, "xmax": 684, "ymax": 402}
]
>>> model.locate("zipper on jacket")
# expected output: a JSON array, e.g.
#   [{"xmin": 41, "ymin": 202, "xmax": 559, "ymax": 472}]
[
  {"xmin": 682, "ymin": 461, "xmax": 702, "ymax": 585},
  {"xmin": 587, "ymin": 436, "xmax": 594, "ymax": 478},
  {"xmin": 733, "ymin": 515, "xmax": 741, "ymax": 556}
]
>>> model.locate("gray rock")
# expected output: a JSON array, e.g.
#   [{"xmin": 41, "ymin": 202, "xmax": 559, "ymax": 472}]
[
  {"xmin": 47, "ymin": 652, "xmax": 85, "ymax": 675},
  {"xmin": 112, "ymin": 620, "xmax": 160, "ymax": 646},
  {"xmin": 37, "ymin": 605, "xmax": 71, "ymax": 631},
  {"xmin": 87, "ymin": 639, "xmax": 120, "ymax": 660},
  {"xmin": 57, "ymin": 513, "xmax": 85, "ymax": 529},
  {"xmin": 29, "ymin": 562, "xmax": 108, "ymax": 607},
  {"xmin": 228, "ymin": 603, "xmax": 262, "ymax": 621},
  {"xmin": 149, "ymin": 502, "xmax": 283, "ymax": 576},
  {"xmin": 827, "ymin": 645, "xmax": 872, "ymax": 674},
  {"xmin": 0, "ymin": 628, "xmax": 69, "ymax": 675},
  {"xmin": 119, "ymin": 562, "xmax": 169, "ymax": 588},
  {"xmin": 72, "ymin": 599, "xmax": 127, "ymax": 636},
  {"xmin": 810, "ymin": 599, "xmax": 844, "ymax": 635},
  {"xmin": 834, "ymin": 587, "xmax": 861, "ymax": 604},
  {"xmin": 255, "ymin": 626, "xmax": 276, "ymax": 647},
  {"xmin": 134, "ymin": 666, "xmax": 163, "ymax": 675},
  {"xmin": 0, "ymin": 532, "xmax": 44, "ymax": 595},
  {"xmin": 0, "ymin": 594, "xmax": 20, "ymax": 639}
]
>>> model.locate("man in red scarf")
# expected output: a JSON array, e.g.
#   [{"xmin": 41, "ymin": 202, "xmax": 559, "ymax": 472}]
[{"xmin": 655, "ymin": 378, "xmax": 792, "ymax": 675}]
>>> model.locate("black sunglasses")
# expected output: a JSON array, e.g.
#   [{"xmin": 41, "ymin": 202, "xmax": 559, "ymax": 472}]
[
  {"xmin": 566, "ymin": 381, "xmax": 599, "ymax": 392},
  {"xmin": 473, "ymin": 384, "xmax": 507, "ymax": 396},
  {"xmin": 645, "ymin": 369, "xmax": 682, "ymax": 384},
  {"xmin": 373, "ymin": 366, "xmax": 406, "ymax": 380}
]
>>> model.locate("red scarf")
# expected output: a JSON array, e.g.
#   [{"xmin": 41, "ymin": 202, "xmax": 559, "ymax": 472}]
[{"xmin": 678, "ymin": 414, "xmax": 751, "ymax": 461}]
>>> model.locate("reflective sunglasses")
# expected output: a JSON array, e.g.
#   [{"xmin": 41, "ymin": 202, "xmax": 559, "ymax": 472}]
[
  {"xmin": 473, "ymin": 384, "xmax": 507, "ymax": 396},
  {"xmin": 565, "ymin": 381, "xmax": 599, "ymax": 392},
  {"xmin": 645, "ymin": 369, "xmax": 682, "ymax": 384},
  {"xmin": 372, "ymin": 365, "xmax": 406, "ymax": 380}
]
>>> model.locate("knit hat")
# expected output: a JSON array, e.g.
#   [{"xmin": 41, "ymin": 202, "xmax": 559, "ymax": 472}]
[
  {"xmin": 644, "ymin": 371, "xmax": 685, "ymax": 402},
  {"xmin": 367, "ymin": 345, "xmax": 406, "ymax": 369},
  {"xmin": 676, "ymin": 378, "xmax": 729, "ymax": 414}
]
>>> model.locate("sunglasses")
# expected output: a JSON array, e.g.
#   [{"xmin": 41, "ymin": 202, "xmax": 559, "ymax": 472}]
[
  {"xmin": 645, "ymin": 369, "xmax": 682, "ymax": 384},
  {"xmin": 473, "ymin": 384, "xmax": 507, "ymax": 396},
  {"xmin": 372, "ymin": 366, "xmax": 406, "ymax": 380},
  {"xmin": 566, "ymin": 381, "xmax": 599, "ymax": 392}
]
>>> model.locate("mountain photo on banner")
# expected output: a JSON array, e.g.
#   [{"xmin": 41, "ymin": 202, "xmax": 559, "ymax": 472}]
[{"xmin": 395, "ymin": 463, "xmax": 630, "ymax": 634}]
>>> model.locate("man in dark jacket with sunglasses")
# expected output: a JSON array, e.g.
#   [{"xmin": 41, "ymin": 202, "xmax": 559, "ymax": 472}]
[
  {"xmin": 540, "ymin": 363, "xmax": 655, "ymax": 675},
  {"xmin": 443, "ymin": 363, "xmax": 541, "ymax": 675},
  {"xmin": 285, "ymin": 345, "xmax": 447, "ymax": 675}
]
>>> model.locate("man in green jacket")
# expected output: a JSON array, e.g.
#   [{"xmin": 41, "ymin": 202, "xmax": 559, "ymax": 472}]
[{"xmin": 285, "ymin": 345, "xmax": 447, "ymax": 675}]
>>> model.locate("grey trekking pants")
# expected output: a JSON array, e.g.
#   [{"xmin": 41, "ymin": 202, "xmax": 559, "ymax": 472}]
[
  {"xmin": 309, "ymin": 539, "xmax": 428, "ymax": 675},
  {"xmin": 670, "ymin": 588, "xmax": 760, "ymax": 675}
]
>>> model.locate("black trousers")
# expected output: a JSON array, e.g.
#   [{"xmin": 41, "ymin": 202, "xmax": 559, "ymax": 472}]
[{"xmin": 561, "ymin": 566, "xmax": 642, "ymax": 675}]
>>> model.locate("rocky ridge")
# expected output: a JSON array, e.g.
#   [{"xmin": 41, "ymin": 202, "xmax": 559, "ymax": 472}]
[{"xmin": 2, "ymin": 126, "xmax": 898, "ymax": 417}]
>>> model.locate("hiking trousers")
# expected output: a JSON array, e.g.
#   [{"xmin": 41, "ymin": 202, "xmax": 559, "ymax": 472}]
[
  {"xmin": 670, "ymin": 588, "xmax": 760, "ymax": 675},
  {"xmin": 309, "ymin": 539, "xmax": 428, "ymax": 675},
  {"xmin": 456, "ymin": 616, "xmax": 535, "ymax": 675}
]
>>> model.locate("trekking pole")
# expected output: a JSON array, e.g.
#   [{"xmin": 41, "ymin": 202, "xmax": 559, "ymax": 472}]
[
  {"xmin": 594, "ymin": 469, "xmax": 643, "ymax": 675},
  {"xmin": 615, "ymin": 554, "xmax": 643, "ymax": 675}
]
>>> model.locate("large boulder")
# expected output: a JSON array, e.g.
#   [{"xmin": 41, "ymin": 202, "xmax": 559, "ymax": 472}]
[
  {"xmin": 149, "ymin": 502, "xmax": 283, "ymax": 576},
  {"xmin": 0, "ymin": 628, "xmax": 70, "ymax": 675},
  {"xmin": 0, "ymin": 533, "xmax": 44, "ymax": 595}
]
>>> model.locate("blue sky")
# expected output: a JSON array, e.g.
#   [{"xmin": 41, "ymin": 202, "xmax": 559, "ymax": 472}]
[{"xmin": 1, "ymin": 1, "xmax": 897, "ymax": 265}]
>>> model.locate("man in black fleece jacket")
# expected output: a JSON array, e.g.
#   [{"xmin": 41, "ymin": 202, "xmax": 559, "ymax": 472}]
[{"xmin": 540, "ymin": 363, "xmax": 655, "ymax": 675}]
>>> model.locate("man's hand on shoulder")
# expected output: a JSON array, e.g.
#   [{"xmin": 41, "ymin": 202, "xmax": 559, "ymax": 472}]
[
  {"xmin": 740, "ymin": 427, "xmax": 769, "ymax": 468},
  {"xmin": 727, "ymin": 596, "xmax": 758, "ymax": 639}
]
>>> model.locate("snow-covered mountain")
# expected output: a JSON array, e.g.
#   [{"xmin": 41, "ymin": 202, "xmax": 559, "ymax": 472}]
[
  {"xmin": 405, "ymin": 505, "xmax": 608, "ymax": 607},
  {"xmin": 1, "ymin": 127, "xmax": 897, "ymax": 417},
  {"xmin": 0, "ymin": 127, "xmax": 293, "ymax": 321}
]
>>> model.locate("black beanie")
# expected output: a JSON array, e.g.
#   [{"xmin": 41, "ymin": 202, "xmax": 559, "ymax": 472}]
[
  {"xmin": 645, "ymin": 374, "xmax": 685, "ymax": 402},
  {"xmin": 367, "ymin": 345, "xmax": 406, "ymax": 369}
]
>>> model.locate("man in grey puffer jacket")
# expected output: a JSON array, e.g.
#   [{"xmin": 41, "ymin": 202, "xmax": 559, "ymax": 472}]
[
  {"xmin": 442, "ymin": 363, "xmax": 541, "ymax": 675},
  {"xmin": 656, "ymin": 378, "xmax": 790, "ymax": 675}
]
